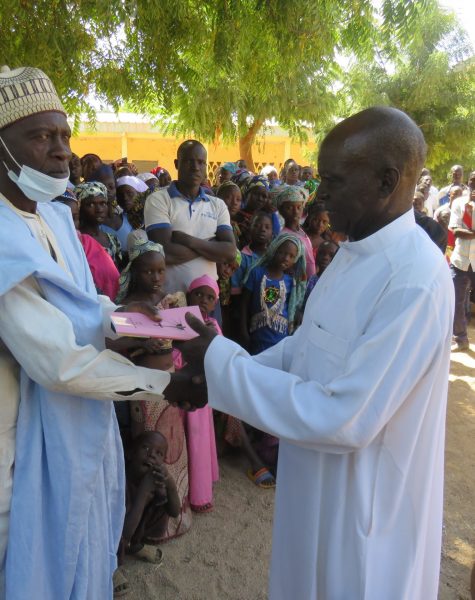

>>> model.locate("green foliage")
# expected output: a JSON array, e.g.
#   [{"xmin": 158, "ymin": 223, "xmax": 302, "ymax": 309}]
[
  {"xmin": 334, "ymin": 2, "xmax": 475, "ymax": 183},
  {"xmin": 0, "ymin": 0, "xmax": 128, "ymax": 122},
  {"xmin": 2, "ymin": 0, "xmax": 470, "ymax": 172}
]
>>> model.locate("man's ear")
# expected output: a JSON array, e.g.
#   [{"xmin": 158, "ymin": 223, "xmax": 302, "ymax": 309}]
[
  {"xmin": 174, "ymin": 158, "xmax": 179, "ymax": 171},
  {"xmin": 380, "ymin": 167, "xmax": 400, "ymax": 197}
]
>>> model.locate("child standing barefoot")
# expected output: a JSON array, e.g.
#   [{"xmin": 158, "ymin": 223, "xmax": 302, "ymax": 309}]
[
  {"xmin": 238, "ymin": 234, "xmax": 306, "ymax": 478},
  {"xmin": 185, "ymin": 275, "xmax": 221, "ymax": 513}
]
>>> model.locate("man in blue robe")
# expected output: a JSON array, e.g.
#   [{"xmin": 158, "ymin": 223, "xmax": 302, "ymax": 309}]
[{"xmin": 0, "ymin": 65, "xmax": 201, "ymax": 599}]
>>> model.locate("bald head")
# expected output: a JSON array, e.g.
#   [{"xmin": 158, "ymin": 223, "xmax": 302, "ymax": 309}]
[
  {"xmin": 450, "ymin": 164, "xmax": 464, "ymax": 185},
  {"xmin": 318, "ymin": 107, "xmax": 427, "ymax": 241},
  {"xmin": 323, "ymin": 107, "xmax": 426, "ymax": 184}
]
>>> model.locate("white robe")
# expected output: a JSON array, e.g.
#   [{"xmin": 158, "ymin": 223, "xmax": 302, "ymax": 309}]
[{"xmin": 205, "ymin": 210, "xmax": 454, "ymax": 599}]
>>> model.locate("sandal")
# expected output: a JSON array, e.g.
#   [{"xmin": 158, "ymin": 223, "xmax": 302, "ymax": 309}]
[
  {"xmin": 191, "ymin": 502, "xmax": 214, "ymax": 514},
  {"xmin": 247, "ymin": 467, "xmax": 276, "ymax": 489},
  {"xmin": 132, "ymin": 544, "xmax": 164, "ymax": 565},
  {"xmin": 113, "ymin": 568, "xmax": 129, "ymax": 598}
]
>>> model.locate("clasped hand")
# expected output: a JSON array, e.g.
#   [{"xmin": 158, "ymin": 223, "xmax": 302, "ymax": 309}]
[
  {"xmin": 114, "ymin": 304, "xmax": 217, "ymax": 411},
  {"xmin": 163, "ymin": 313, "xmax": 217, "ymax": 410}
]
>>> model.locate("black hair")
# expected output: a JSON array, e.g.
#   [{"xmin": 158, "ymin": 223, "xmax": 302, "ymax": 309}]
[
  {"xmin": 176, "ymin": 139, "xmax": 206, "ymax": 160},
  {"xmin": 126, "ymin": 430, "xmax": 168, "ymax": 460},
  {"xmin": 250, "ymin": 210, "xmax": 273, "ymax": 228},
  {"xmin": 216, "ymin": 181, "xmax": 240, "ymax": 200}
]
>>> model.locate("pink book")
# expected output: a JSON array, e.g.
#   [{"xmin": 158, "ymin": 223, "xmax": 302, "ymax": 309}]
[{"xmin": 111, "ymin": 305, "xmax": 204, "ymax": 340}]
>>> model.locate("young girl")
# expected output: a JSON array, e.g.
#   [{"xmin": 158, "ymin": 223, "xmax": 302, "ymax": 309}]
[
  {"xmin": 218, "ymin": 212, "xmax": 280, "ymax": 488},
  {"xmin": 217, "ymin": 252, "xmax": 241, "ymax": 338},
  {"xmin": 277, "ymin": 185, "xmax": 316, "ymax": 279},
  {"xmin": 303, "ymin": 201, "xmax": 331, "ymax": 261},
  {"xmin": 235, "ymin": 234, "xmax": 306, "ymax": 480},
  {"xmin": 53, "ymin": 190, "xmax": 120, "ymax": 301},
  {"xmin": 75, "ymin": 181, "xmax": 123, "ymax": 268},
  {"xmin": 185, "ymin": 275, "xmax": 220, "ymax": 513},
  {"xmin": 241, "ymin": 233, "xmax": 306, "ymax": 354},
  {"xmin": 216, "ymin": 181, "xmax": 242, "ymax": 244},
  {"xmin": 85, "ymin": 164, "xmax": 133, "ymax": 252},
  {"xmin": 303, "ymin": 240, "xmax": 339, "ymax": 307},
  {"xmin": 231, "ymin": 211, "xmax": 274, "ymax": 296},
  {"xmin": 235, "ymin": 177, "xmax": 280, "ymax": 247},
  {"xmin": 113, "ymin": 231, "xmax": 192, "ymax": 540}
]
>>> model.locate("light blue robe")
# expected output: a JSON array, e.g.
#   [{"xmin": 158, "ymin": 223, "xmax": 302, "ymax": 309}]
[{"xmin": 0, "ymin": 201, "xmax": 124, "ymax": 600}]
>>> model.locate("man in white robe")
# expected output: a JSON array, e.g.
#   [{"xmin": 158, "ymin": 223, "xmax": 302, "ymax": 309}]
[{"xmin": 183, "ymin": 107, "xmax": 454, "ymax": 599}]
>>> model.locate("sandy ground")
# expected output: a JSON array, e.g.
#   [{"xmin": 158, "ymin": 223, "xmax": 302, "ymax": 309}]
[{"xmin": 127, "ymin": 326, "xmax": 475, "ymax": 600}]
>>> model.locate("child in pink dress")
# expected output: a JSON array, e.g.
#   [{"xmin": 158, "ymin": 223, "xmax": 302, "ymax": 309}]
[{"xmin": 185, "ymin": 275, "xmax": 221, "ymax": 512}]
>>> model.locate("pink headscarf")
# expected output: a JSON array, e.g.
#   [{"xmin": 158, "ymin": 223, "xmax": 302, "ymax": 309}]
[{"xmin": 187, "ymin": 275, "xmax": 220, "ymax": 298}]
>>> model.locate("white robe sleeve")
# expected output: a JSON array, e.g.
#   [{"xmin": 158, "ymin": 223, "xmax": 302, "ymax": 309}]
[
  {"xmin": 0, "ymin": 277, "xmax": 170, "ymax": 401},
  {"xmin": 205, "ymin": 284, "xmax": 450, "ymax": 453}
]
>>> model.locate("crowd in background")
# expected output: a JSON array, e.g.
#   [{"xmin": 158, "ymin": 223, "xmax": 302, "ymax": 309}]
[{"xmin": 56, "ymin": 145, "xmax": 474, "ymax": 576}]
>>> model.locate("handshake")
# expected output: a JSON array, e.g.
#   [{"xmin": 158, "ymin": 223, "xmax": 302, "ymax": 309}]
[{"xmin": 163, "ymin": 312, "xmax": 217, "ymax": 411}]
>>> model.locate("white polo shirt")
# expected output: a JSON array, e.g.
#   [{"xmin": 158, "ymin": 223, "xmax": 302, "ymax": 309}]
[
  {"xmin": 449, "ymin": 194, "xmax": 475, "ymax": 271},
  {"xmin": 144, "ymin": 182, "xmax": 232, "ymax": 293}
]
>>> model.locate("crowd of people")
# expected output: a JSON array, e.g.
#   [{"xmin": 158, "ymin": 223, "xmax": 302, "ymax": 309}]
[
  {"xmin": 414, "ymin": 164, "xmax": 475, "ymax": 351},
  {"xmin": 58, "ymin": 146, "xmax": 339, "ymax": 548},
  {"xmin": 0, "ymin": 65, "xmax": 471, "ymax": 600}
]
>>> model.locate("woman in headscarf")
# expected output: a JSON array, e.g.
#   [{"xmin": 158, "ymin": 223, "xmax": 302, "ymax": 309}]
[
  {"xmin": 217, "ymin": 162, "xmax": 237, "ymax": 187},
  {"xmin": 75, "ymin": 181, "xmax": 123, "ymax": 268},
  {"xmin": 116, "ymin": 175, "xmax": 152, "ymax": 232},
  {"xmin": 235, "ymin": 176, "xmax": 280, "ymax": 247},
  {"xmin": 53, "ymin": 189, "xmax": 120, "ymax": 300},
  {"xmin": 260, "ymin": 164, "xmax": 281, "ymax": 189},
  {"xmin": 137, "ymin": 172, "xmax": 160, "ymax": 192},
  {"xmin": 85, "ymin": 164, "xmax": 132, "ymax": 251}
]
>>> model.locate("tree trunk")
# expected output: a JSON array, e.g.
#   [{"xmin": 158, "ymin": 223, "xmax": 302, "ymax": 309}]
[{"xmin": 238, "ymin": 118, "xmax": 264, "ymax": 172}]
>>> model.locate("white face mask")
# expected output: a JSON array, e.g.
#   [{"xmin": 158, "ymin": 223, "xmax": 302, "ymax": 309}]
[{"xmin": 0, "ymin": 136, "xmax": 69, "ymax": 203}]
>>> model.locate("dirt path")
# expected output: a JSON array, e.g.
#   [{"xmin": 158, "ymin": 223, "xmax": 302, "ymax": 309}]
[{"xmin": 127, "ymin": 328, "xmax": 475, "ymax": 600}]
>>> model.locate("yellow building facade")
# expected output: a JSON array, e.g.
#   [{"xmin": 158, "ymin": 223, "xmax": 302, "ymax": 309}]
[{"xmin": 70, "ymin": 114, "xmax": 317, "ymax": 182}]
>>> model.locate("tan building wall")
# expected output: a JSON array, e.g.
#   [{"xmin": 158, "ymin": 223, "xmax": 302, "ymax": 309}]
[{"xmin": 71, "ymin": 128, "xmax": 317, "ymax": 182}]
